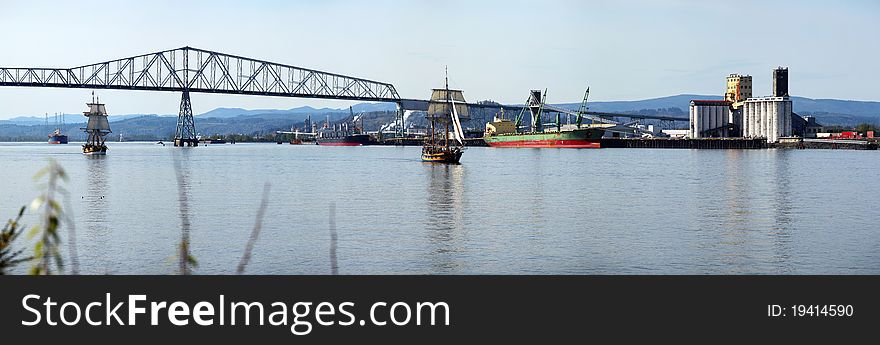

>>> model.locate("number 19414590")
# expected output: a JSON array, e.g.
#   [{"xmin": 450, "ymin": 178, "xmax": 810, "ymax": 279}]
[{"xmin": 768, "ymin": 304, "xmax": 853, "ymax": 317}]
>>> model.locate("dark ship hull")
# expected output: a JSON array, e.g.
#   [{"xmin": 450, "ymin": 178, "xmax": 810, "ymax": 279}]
[
  {"xmin": 48, "ymin": 134, "xmax": 69, "ymax": 144},
  {"xmin": 317, "ymin": 134, "xmax": 371, "ymax": 146}
]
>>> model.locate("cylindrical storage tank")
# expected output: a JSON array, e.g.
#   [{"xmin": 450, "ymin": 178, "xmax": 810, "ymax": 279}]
[
  {"xmin": 749, "ymin": 103, "xmax": 756, "ymax": 138},
  {"xmin": 757, "ymin": 101, "xmax": 763, "ymax": 138},
  {"xmin": 706, "ymin": 106, "xmax": 712, "ymax": 133},
  {"xmin": 705, "ymin": 106, "xmax": 712, "ymax": 133},
  {"xmin": 711, "ymin": 106, "xmax": 719, "ymax": 133},
  {"xmin": 743, "ymin": 105, "xmax": 750, "ymax": 137},
  {"xmin": 763, "ymin": 101, "xmax": 770, "ymax": 139},
  {"xmin": 773, "ymin": 102, "xmax": 785, "ymax": 141},
  {"xmin": 771, "ymin": 100, "xmax": 777, "ymax": 140},
  {"xmin": 688, "ymin": 105, "xmax": 693, "ymax": 138},
  {"xmin": 784, "ymin": 100, "xmax": 792, "ymax": 137}
]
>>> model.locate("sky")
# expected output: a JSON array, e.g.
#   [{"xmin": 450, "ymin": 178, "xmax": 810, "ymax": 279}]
[{"xmin": 0, "ymin": 0, "xmax": 877, "ymax": 119}]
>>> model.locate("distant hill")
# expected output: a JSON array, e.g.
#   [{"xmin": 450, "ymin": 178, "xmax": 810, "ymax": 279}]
[
  {"xmin": 0, "ymin": 113, "xmax": 166, "ymax": 126},
  {"xmin": 2, "ymin": 95, "xmax": 877, "ymax": 141},
  {"xmin": 554, "ymin": 94, "xmax": 880, "ymax": 126},
  {"xmin": 563, "ymin": 94, "xmax": 722, "ymax": 113},
  {"xmin": 195, "ymin": 103, "xmax": 397, "ymax": 119},
  {"xmin": 558, "ymin": 94, "xmax": 880, "ymax": 117}
]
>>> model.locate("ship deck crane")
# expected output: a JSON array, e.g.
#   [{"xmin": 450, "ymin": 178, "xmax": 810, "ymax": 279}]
[{"xmin": 516, "ymin": 88, "xmax": 661, "ymax": 137}]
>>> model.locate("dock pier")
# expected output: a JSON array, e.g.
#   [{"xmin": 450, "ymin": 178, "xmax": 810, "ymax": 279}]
[
  {"xmin": 600, "ymin": 137, "xmax": 767, "ymax": 149},
  {"xmin": 370, "ymin": 136, "xmax": 876, "ymax": 150}
]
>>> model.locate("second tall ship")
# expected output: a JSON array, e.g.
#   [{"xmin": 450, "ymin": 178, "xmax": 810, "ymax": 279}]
[{"xmin": 81, "ymin": 93, "xmax": 111, "ymax": 155}]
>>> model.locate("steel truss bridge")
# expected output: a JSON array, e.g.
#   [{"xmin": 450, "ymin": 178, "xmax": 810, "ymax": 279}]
[
  {"xmin": 1, "ymin": 46, "xmax": 688, "ymax": 144},
  {"xmin": 0, "ymin": 46, "xmax": 404, "ymax": 145}
]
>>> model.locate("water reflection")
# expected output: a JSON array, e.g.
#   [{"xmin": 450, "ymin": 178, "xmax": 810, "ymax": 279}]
[
  {"xmin": 424, "ymin": 163, "xmax": 466, "ymax": 272},
  {"xmin": 716, "ymin": 149, "xmax": 750, "ymax": 273},
  {"xmin": 769, "ymin": 150, "xmax": 794, "ymax": 273},
  {"xmin": 711, "ymin": 150, "xmax": 794, "ymax": 273},
  {"xmin": 4, "ymin": 143, "xmax": 874, "ymax": 274},
  {"xmin": 172, "ymin": 149, "xmax": 194, "ymax": 274},
  {"xmin": 82, "ymin": 155, "xmax": 109, "ymax": 270},
  {"xmin": 526, "ymin": 149, "xmax": 545, "ymax": 235}
]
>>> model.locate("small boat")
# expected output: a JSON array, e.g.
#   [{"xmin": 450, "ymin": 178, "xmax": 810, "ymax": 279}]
[
  {"xmin": 81, "ymin": 92, "xmax": 111, "ymax": 155},
  {"xmin": 421, "ymin": 68, "xmax": 468, "ymax": 163}
]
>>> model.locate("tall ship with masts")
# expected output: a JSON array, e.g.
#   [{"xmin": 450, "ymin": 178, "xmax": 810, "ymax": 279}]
[
  {"xmin": 81, "ymin": 93, "xmax": 111, "ymax": 155},
  {"xmin": 422, "ymin": 70, "xmax": 468, "ymax": 163}
]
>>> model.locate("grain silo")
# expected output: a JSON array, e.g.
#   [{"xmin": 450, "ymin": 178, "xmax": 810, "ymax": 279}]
[{"xmin": 689, "ymin": 100, "xmax": 732, "ymax": 138}]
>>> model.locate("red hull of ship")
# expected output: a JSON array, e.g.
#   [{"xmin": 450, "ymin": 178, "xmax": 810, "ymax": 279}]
[{"xmin": 486, "ymin": 139, "xmax": 600, "ymax": 148}]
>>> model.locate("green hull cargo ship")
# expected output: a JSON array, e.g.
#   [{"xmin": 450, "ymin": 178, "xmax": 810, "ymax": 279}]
[{"xmin": 483, "ymin": 89, "xmax": 606, "ymax": 148}]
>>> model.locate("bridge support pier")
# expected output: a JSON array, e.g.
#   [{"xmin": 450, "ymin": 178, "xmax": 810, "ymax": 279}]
[
  {"xmin": 174, "ymin": 90, "xmax": 198, "ymax": 147},
  {"xmin": 395, "ymin": 102, "xmax": 404, "ymax": 138}
]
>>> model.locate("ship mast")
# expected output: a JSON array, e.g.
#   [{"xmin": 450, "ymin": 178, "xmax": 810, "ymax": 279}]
[{"xmin": 445, "ymin": 66, "xmax": 449, "ymax": 149}]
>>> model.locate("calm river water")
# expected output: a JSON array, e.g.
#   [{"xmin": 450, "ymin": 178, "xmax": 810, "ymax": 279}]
[{"xmin": 1, "ymin": 142, "xmax": 877, "ymax": 274}]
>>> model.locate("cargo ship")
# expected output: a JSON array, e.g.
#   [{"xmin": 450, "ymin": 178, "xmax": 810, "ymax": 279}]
[
  {"xmin": 317, "ymin": 107, "xmax": 370, "ymax": 146},
  {"xmin": 422, "ymin": 69, "xmax": 467, "ymax": 163},
  {"xmin": 48, "ymin": 128, "xmax": 69, "ymax": 144},
  {"xmin": 483, "ymin": 121, "xmax": 603, "ymax": 148},
  {"xmin": 483, "ymin": 89, "xmax": 605, "ymax": 148},
  {"xmin": 46, "ymin": 113, "xmax": 69, "ymax": 144},
  {"xmin": 316, "ymin": 133, "xmax": 371, "ymax": 146}
]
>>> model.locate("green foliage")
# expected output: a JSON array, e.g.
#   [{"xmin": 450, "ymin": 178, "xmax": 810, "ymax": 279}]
[
  {"xmin": 1, "ymin": 206, "xmax": 32, "ymax": 274},
  {"xmin": 855, "ymin": 123, "xmax": 878, "ymax": 133},
  {"xmin": 179, "ymin": 240, "xmax": 198, "ymax": 275},
  {"xmin": 28, "ymin": 159, "xmax": 68, "ymax": 275}
]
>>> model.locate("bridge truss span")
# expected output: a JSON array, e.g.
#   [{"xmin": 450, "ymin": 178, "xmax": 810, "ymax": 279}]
[
  {"xmin": 0, "ymin": 46, "xmax": 400, "ymax": 102},
  {"xmin": 0, "ymin": 46, "xmax": 403, "ymax": 144}
]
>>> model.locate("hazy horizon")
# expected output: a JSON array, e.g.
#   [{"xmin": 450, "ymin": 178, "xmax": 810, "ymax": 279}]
[{"xmin": 1, "ymin": 0, "xmax": 877, "ymax": 119}]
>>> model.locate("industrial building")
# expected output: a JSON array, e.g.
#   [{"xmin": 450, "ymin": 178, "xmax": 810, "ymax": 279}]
[
  {"xmin": 740, "ymin": 67, "xmax": 792, "ymax": 142},
  {"xmin": 689, "ymin": 100, "xmax": 732, "ymax": 138},
  {"xmin": 689, "ymin": 67, "xmax": 793, "ymax": 143},
  {"xmin": 742, "ymin": 96, "xmax": 792, "ymax": 142},
  {"xmin": 725, "ymin": 74, "xmax": 752, "ymax": 108},
  {"xmin": 773, "ymin": 67, "xmax": 789, "ymax": 97}
]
